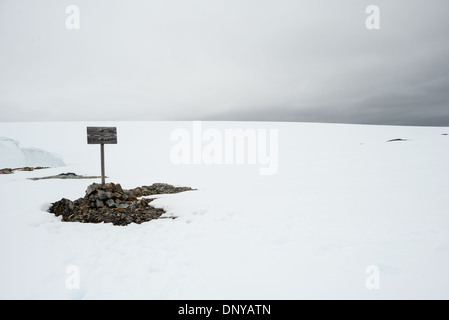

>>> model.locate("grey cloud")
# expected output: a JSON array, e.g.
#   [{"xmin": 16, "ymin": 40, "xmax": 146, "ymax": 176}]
[{"xmin": 0, "ymin": 0, "xmax": 448, "ymax": 126}]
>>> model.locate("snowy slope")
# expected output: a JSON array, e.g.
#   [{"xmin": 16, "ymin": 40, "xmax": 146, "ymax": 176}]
[{"xmin": 0, "ymin": 121, "xmax": 448, "ymax": 299}]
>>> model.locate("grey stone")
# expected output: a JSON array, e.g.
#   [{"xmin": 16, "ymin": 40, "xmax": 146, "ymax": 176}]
[
  {"xmin": 85, "ymin": 183, "xmax": 101, "ymax": 197},
  {"xmin": 96, "ymin": 190, "xmax": 108, "ymax": 200},
  {"xmin": 115, "ymin": 203, "xmax": 129, "ymax": 209}
]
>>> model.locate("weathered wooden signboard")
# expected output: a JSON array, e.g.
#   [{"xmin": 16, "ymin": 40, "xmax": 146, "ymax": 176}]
[
  {"xmin": 87, "ymin": 127, "xmax": 117, "ymax": 144},
  {"xmin": 87, "ymin": 127, "xmax": 117, "ymax": 185}
]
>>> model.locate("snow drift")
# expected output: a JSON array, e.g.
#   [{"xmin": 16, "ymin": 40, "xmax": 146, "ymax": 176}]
[{"xmin": 0, "ymin": 137, "xmax": 65, "ymax": 168}]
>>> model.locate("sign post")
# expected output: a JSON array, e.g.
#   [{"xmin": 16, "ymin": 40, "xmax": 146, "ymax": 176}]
[{"xmin": 87, "ymin": 127, "xmax": 117, "ymax": 185}]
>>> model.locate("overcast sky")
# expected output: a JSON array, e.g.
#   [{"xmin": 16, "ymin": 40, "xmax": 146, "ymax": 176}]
[{"xmin": 0, "ymin": 0, "xmax": 448, "ymax": 125}]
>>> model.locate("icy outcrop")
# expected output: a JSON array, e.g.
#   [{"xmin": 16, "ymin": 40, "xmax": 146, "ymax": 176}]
[{"xmin": 0, "ymin": 137, "xmax": 65, "ymax": 168}]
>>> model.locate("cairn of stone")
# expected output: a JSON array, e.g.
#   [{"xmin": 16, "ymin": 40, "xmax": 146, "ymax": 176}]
[{"xmin": 48, "ymin": 182, "xmax": 194, "ymax": 226}]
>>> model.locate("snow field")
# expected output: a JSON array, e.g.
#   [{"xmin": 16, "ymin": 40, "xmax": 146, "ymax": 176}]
[{"xmin": 0, "ymin": 121, "xmax": 448, "ymax": 299}]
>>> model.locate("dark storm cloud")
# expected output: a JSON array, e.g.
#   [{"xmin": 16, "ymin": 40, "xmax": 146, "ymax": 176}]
[{"xmin": 0, "ymin": 0, "xmax": 448, "ymax": 126}]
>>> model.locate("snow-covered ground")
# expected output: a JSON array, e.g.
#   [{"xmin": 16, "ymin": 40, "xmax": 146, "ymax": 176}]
[{"xmin": 0, "ymin": 121, "xmax": 448, "ymax": 299}]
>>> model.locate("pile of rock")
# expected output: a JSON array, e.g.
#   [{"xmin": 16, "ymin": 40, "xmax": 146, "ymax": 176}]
[
  {"xmin": 29, "ymin": 172, "xmax": 103, "ymax": 180},
  {"xmin": 128, "ymin": 183, "xmax": 195, "ymax": 197},
  {"xmin": 0, "ymin": 166, "xmax": 48, "ymax": 174},
  {"xmin": 48, "ymin": 182, "xmax": 194, "ymax": 226}
]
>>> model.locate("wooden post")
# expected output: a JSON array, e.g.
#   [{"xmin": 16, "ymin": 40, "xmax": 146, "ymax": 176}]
[{"xmin": 100, "ymin": 143, "xmax": 105, "ymax": 185}]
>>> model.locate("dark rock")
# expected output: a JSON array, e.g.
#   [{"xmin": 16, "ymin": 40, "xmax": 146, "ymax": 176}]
[
  {"xmin": 29, "ymin": 172, "xmax": 104, "ymax": 180},
  {"xmin": 0, "ymin": 168, "xmax": 13, "ymax": 174},
  {"xmin": 48, "ymin": 198, "xmax": 75, "ymax": 217},
  {"xmin": 129, "ymin": 183, "xmax": 195, "ymax": 197},
  {"xmin": 1, "ymin": 166, "xmax": 49, "ymax": 175},
  {"xmin": 85, "ymin": 183, "xmax": 124, "ymax": 199},
  {"xmin": 20, "ymin": 167, "xmax": 35, "ymax": 171},
  {"xmin": 387, "ymin": 138, "xmax": 408, "ymax": 142}
]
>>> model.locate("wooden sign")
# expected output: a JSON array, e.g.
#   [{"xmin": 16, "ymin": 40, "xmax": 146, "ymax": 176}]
[
  {"xmin": 87, "ymin": 127, "xmax": 117, "ymax": 185},
  {"xmin": 87, "ymin": 127, "xmax": 117, "ymax": 144}
]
